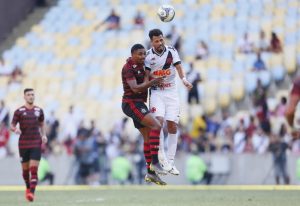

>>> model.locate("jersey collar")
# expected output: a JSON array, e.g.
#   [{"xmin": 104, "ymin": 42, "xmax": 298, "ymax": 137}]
[{"xmin": 152, "ymin": 46, "xmax": 166, "ymax": 57}]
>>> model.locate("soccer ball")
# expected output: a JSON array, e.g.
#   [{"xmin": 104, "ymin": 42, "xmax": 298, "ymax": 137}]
[{"xmin": 157, "ymin": 5, "xmax": 175, "ymax": 22}]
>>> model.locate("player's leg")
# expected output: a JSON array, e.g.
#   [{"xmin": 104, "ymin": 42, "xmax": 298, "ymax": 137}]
[
  {"xmin": 19, "ymin": 148, "xmax": 31, "ymax": 201},
  {"xmin": 165, "ymin": 93, "xmax": 180, "ymax": 175},
  {"xmin": 138, "ymin": 127, "xmax": 152, "ymax": 174},
  {"xmin": 166, "ymin": 120, "xmax": 180, "ymax": 175},
  {"xmin": 149, "ymin": 91, "xmax": 172, "ymax": 171},
  {"xmin": 157, "ymin": 119, "xmax": 173, "ymax": 172},
  {"xmin": 122, "ymin": 101, "xmax": 166, "ymax": 175},
  {"xmin": 138, "ymin": 126, "xmax": 166, "ymax": 185},
  {"xmin": 140, "ymin": 113, "xmax": 167, "ymax": 175},
  {"xmin": 28, "ymin": 148, "xmax": 42, "ymax": 200}
]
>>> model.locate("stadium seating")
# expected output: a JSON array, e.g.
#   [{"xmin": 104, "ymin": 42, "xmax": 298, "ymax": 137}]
[{"xmin": 1, "ymin": 0, "xmax": 299, "ymax": 132}]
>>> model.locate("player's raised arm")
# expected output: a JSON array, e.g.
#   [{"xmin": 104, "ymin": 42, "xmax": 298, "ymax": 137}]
[{"xmin": 175, "ymin": 63, "xmax": 193, "ymax": 90}]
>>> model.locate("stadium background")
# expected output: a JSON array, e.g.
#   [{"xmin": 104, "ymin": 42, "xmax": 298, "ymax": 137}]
[{"xmin": 1, "ymin": 0, "xmax": 300, "ymax": 185}]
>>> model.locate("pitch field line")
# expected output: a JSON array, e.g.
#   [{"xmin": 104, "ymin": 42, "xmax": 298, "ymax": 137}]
[{"xmin": 1, "ymin": 185, "xmax": 300, "ymax": 191}]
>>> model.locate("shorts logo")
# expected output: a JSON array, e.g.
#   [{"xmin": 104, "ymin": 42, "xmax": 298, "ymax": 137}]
[
  {"xmin": 34, "ymin": 111, "xmax": 40, "ymax": 117},
  {"xmin": 151, "ymin": 107, "xmax": 156, "ymax": 113},
  {"xmin": 141, "ymin": 108, "xmax": 147, "ymax": 114}
]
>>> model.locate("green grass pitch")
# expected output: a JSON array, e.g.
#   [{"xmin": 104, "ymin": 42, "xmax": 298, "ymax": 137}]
[{"xmin": 0, "ymin": 186, "xmax": 300, "ymax": 206}]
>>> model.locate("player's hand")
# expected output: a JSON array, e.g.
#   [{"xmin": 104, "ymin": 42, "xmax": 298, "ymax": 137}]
[
  {"xmin": 14, "ymin": 128, "xmax": 21, "ymax": 135},
  {"xmin": 182, "ymin": 78, "xmax": 193, "ymax": 90},
  {"xmin": 42, "ymin": 135, "xmax": 48, "ymax": 144},
  {"xmin": 151, "ymin": 77, "xmax": 164, "ymax": 86}
]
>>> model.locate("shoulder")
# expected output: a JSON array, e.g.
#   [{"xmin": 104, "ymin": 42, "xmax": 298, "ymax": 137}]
[
  {"xmin": 15, "ymin": 106, "xmax": 25, "ymax": 113},
  {"xmin": 34, "ymin": 106, "xmax": 42, "ymax": 110},
  {"xmin": 145, "ymin": 49, "xmax": 153, "ymax": 59},
  {"xmin": 34, "ymin": 106, "xmax": 44, "ymax": 112},
  {"xmin": 166, "ymin": 45, "xmax": 176, "ymax": 52},
  {"xmin": 122, "ymin": 62, "xmax": 133, "ymax": 72}
]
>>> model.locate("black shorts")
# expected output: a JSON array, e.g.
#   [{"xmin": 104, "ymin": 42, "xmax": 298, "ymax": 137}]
[
  {"xmin": 19, "ymin": 148, "xmax": 41, "ymax": 163},
  {"xmin": 122, "ymin": 101, "xmax": 150, "ymax": 129}
]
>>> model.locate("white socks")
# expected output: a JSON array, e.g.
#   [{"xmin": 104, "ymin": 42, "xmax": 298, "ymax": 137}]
[
  {"xmin": 159, "ymin": 130, "xmax": 167, "ymax": 159},
  {"xmin": 167, "ymin": 133, "xmax": 178, "ymax": 162},
  {"xmin": 159, "ymin": 130, "xmax": 178, "ymax": 163}
]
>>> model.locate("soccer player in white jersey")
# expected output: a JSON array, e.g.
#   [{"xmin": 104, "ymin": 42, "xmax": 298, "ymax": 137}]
[{"xmin": 145, "ymin": 29, "xmax": 192, "ymax": 175}]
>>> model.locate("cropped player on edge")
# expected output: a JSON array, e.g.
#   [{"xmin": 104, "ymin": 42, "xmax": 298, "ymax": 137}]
[
  {"xmin": 145, "ymin": 29, "xmax": 193, "ymax": 175},
  {"xmin": 286, "ymin": 77, "xmax": 300, "ymax": 127},
  {"xmin": 10, "ymin": 88, "xmax": 47, "ymax": 202},
  {"xmin": 121, "ymin": 44, "xmax": 167, "ymax": 185}
]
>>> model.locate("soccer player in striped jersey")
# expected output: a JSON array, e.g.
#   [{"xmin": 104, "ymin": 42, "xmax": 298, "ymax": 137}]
[
  {"xmin": 286, "ymin": 76, "xmax": 300, "ymax": 130},
  {"xmin": 121, "ymin": 44, "xmax": 167, "ymax": 185},
  {"xmin": 10, "ymin": 88, "xmax": 47, "ymax": 202}
]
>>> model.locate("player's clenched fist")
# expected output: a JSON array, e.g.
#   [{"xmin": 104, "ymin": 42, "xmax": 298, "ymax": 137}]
[{"xmin": 182, "ymin": 77, "xmax": 193, "ymax": 90}]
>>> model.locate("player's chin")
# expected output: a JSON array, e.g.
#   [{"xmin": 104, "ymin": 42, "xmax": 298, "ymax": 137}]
[{"xmin": 138, "ymin": 60, "xmax": 144, "ymax": 64}]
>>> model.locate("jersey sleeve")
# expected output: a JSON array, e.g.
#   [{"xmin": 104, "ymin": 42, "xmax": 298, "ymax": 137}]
[
  {"xmin": 144, "ymin": 53, "xmax": 151, "ymax": 71},
  {"xmin": 170, "ymin": 47, "xmax": 181, "ymax": 66},
  {"xmin": 11, "ymin": 110, "xmax": 20, "ymax": 125},
  {"xmin": 123, "ymin": 67, "xmax": 135, "ymax": 81},
  {"xmin": 39, "ymin": 109, "xmax": 45, "ymax": 122}
]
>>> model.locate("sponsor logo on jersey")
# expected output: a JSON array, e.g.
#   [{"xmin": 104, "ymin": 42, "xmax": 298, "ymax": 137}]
[
  {"xmin": 141, "ymin": 108, "xmax": 147, "ymax": 114},
  {"xmin": 23, "ymin": 112, "xmax": 27, "ymax": 116},
  {"xmin": 152, "ymin": 69, "xmax": 171, "ymax": 77}
]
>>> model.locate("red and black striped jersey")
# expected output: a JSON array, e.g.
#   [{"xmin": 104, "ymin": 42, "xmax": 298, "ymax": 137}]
[
  {"xmin": 121, "ymin": 57, "xmax": 147, "ymax": 102},
  {"xmin": 11, "ymin": 106, "xmax": 44, "ymax": 149}
]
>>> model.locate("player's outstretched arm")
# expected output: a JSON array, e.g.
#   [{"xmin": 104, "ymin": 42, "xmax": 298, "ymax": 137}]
[
  {"xmin": 127, "ymin": 77, "xmax": 164, "ymax": 93},
  {"xmin": 175, "ymin": 64, "xmax": 193, "ymax": 90}
]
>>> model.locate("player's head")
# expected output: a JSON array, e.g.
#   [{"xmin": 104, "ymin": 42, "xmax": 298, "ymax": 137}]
[
  {"xmin": 24, "ymin": 88, "xmax": 35, "ymax": 105},
  {"xmin": 131, "ymin": 44, "xmax": 146, "ymax": 65},
  {"xmin": 149, "ymin": 29, "xmax": 165, "ymax": 53}
]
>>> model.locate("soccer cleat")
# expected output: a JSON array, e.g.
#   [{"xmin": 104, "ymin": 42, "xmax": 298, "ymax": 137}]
[
  {"xmin": 26, "ymin": 192, "xmax": 34, "ymax": 202},
  {"xmin": 158, "ymin": 150, "xmax": 172, "ymax": 172},
  {"xmin": 150, "ymin": 162, "xmax": 168, "ymax": 175},
  {"xmin": 145, "ymin": 173, "xmax": 167, "ymax": 185},
  {"xmin": 25, "ymin": 188, "xmax": 30, "ymax": 200},
  {"xmin": 168, "ymin": 161, "xmax": 180, "ymax": 175}
]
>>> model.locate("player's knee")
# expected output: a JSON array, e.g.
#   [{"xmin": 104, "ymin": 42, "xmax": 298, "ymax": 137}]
[
  {"xmin": 168, "ymin": 124, "xmax": 177, "ymax": 133},
  {"xmin": 150, "ymin": 121, "xmax": 161, "ymax": 131}
]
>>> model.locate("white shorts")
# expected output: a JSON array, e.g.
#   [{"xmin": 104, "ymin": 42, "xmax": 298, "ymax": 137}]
[{"xmin": 149, "ymin": 89, "xmax": 180, "ymax": 123}]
